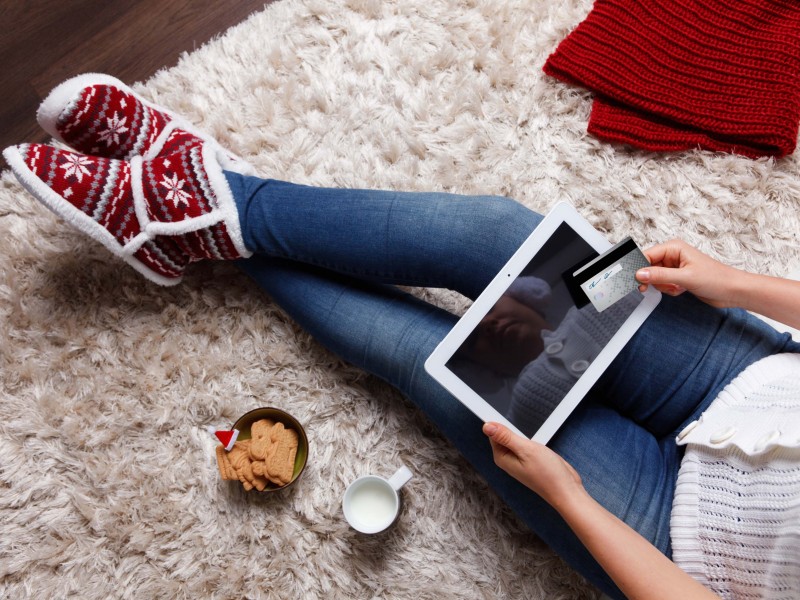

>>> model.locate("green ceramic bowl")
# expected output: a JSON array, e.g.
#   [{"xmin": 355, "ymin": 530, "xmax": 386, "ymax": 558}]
[{"xmin": 232, "ymin": 407, "xmax": 309, "ymax": 492}]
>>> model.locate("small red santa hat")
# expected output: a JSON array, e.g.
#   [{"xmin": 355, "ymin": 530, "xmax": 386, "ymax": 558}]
[{"xmin": 207, "ymin": 426, "xmax": 239, "ymax": 451}]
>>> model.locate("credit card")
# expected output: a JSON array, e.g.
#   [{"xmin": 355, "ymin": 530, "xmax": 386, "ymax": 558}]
[{"xmin": 572, "ymin": 237, "xmax": 649, "ymax": 313}]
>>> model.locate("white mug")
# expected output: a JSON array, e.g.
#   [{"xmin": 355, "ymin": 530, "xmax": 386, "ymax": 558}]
[{"xmin": 342, "ymin": 465, "xmax": 413, "ymax": 534}]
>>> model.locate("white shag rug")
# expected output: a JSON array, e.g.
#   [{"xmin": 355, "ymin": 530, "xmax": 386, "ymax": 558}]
[{"xmin": 2, "ymin": 0, "xmax": 799, "ymax": 598}]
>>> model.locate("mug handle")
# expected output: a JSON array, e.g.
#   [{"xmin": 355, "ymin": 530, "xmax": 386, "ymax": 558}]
[{"xmin": 387, "ymin": 465, "xmax": 413, "ymax": 491}]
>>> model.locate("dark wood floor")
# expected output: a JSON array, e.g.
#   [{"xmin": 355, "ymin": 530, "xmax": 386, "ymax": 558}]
[{"xmin": 0, "ymin": 0, "xmax": 274, "ymax": 169}]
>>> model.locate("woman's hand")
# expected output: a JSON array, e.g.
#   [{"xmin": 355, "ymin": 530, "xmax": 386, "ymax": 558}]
[
  {"xmin": 483, "ymin": 422, "xmax": 585, "ymax": 511},
  {"xmin": 635, "ymin": 239, "xmax": 747, "ymax": 308}
]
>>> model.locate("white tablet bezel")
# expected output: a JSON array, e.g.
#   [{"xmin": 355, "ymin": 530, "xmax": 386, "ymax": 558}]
[{"xmin": 424, "ymin": 201, "xmax": 661, "ymax": 444}]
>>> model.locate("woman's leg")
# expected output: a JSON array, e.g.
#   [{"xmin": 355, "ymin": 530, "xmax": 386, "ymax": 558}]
[
  {"xmin": 226, "ymin": 174, "xmax": 541, "ymax": 299},
  {"xmin": 592, "ymin": 293, "xmax": 800, "ymax": 438},
  {"xmin": 238, "ymin": 255, "xmax": 664, "ymax": 600}
]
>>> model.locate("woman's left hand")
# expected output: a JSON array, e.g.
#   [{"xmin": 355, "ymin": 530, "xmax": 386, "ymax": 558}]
[{"xmin": 483, "ymin": 422, "xmax": 585, "ymax": 511}]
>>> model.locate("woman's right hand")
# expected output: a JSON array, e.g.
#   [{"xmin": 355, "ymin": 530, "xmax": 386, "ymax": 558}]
[{"xmin": 635, "ymin": 239, "xmax": 746, "ymax": 308}]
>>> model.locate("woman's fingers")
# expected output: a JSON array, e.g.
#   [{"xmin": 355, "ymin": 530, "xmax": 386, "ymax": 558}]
[{"xmin": 483, "ymin": 422, "xmax": 525, "ymax": 454}]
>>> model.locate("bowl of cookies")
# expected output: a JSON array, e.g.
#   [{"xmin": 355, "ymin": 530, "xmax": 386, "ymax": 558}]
[{"xmin": 215, "ymin": 407, "xmax": 309, "ymax": 492}]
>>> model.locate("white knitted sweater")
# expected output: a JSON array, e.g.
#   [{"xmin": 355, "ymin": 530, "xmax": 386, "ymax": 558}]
[{"xmin": 671, "ymin": 353, "xmax": 800, "ymax": 599}]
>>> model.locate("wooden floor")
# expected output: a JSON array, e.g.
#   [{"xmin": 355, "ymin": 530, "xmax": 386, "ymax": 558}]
[{"xmin": 0, "ymin": 0, "xmax": 274, "ymax": 169}]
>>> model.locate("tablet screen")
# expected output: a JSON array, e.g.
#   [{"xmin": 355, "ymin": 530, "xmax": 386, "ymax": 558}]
[{"xmin": 443, "ymin": 222, "xmax": 644, "ymax": 438}]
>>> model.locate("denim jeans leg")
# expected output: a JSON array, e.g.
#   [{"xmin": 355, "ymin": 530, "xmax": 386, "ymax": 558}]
[
  {"xmin": 226, "ymin": 173, "xmax": 541, "ymax": 299},
  {"xmin": 593, "ymin": 293, "xmax": 800, "ymax": 438}
]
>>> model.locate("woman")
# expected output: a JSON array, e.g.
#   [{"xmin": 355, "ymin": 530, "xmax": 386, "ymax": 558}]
[{"xmin": 6, "ymin": 74, "xmax": 799, "ymax": 599}]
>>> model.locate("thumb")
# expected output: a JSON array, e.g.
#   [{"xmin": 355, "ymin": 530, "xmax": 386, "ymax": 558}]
[
  {"xmin": 483, "ymin": 422, "xmax": 526, "ymax": 454},
  {"xmin": 636, "ymin": 265, "xmax": 688, "ymax": 289}
]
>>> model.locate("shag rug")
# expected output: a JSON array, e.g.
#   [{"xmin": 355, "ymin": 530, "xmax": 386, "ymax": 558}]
[{"xmin": 2, "ymin": 0, "xmax": 799, "ymax": 598}]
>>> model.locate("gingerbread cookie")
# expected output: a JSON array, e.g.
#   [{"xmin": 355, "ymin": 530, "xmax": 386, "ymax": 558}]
[
  {"xmin": 227, "ymin": 441, "xmax": 267, "ymax": 491},
  {"xmin": 266, "ymin": 426, "xmax": 299, "ymax": 485},
  {"xmin": 215, "ymin": 445, "xmax": 235, "ymax": 480},
  {"xmin": 249, "ymin": 418, "xmax": 276, "ymax": 460}
]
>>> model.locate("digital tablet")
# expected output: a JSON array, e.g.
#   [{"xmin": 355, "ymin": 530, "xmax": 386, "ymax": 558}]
[{"xmin": 424, "ymin": 202, "xmax": 661, "ymax": 444}]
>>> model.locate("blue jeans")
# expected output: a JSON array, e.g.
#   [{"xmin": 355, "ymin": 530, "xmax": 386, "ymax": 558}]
[{"xmin": 227, "ymin": 173, "xmax": 800, "ymax": 599}]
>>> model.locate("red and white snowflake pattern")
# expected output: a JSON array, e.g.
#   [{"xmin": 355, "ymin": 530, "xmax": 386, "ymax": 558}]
[
  {"xmin": 59, "ymin": 153, "xmax": 94, "ymax": 183},
  {"xmin": 97, "ymin": 112, "xmax": 130, "ymax": 147},
  {"xmin": 159, "ymin": 173, "xmax": 191, "ymax": 207}
]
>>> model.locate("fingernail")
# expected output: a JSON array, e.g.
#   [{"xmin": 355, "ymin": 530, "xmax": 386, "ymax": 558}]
[
  {"xmin": 483, "ymin": 423, "xmax": 498, "ymax": 436},
  {"xmin": 636, "ymin": 269, "xmax": 650, "ymax": 283}
]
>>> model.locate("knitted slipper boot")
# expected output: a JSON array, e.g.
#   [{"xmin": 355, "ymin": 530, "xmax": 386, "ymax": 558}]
[
  {"xmin": 37, "ymin": 72, "xmax": 254, "ymax": 173},
  {"xmin": 3, "ymin": 142, "xmax": 252, "ymax": 286}
]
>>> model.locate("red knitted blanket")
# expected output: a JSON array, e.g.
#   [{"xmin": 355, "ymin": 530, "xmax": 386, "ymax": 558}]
[{"xmin": 543, "ymin": 0, "xmax": 800, "ymax": 158}]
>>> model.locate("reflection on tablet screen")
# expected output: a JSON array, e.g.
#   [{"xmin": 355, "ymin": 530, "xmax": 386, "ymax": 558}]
[{"xmin": 445, "ymin": 222, "xmax": 643, "ymax": 438}]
